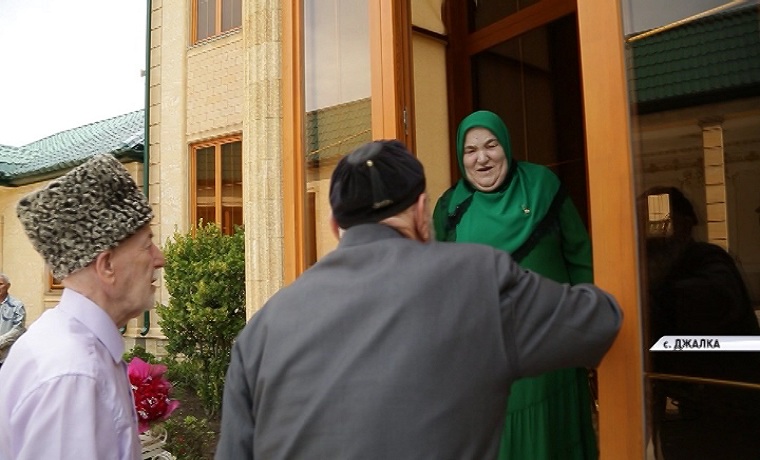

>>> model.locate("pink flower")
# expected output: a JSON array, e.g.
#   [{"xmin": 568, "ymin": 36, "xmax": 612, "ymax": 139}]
[{"xmin": 128, "ymin": 357, "xmax": 180, "ymax": 433}]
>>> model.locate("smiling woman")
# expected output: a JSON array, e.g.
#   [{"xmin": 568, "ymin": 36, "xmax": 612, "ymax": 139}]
[
  {"xmin": 461, "ymin": 126, "xmax": 509, "ymax": 192},
  {"xmin": 434, "ymin": 110, "xmax": 598, "ymax": 460}
]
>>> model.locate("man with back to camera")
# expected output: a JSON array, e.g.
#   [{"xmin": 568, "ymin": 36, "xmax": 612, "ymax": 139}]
[
  {"xmin": 215, "ymin": 139, "xmax": 623, "ymax": 459},
  {"xmin": 0, "ymin": 273, "xmax": 25, "ymax": 370},
  {"xmin": 0, "ymin": 154, "xmax": 165, "ymax": 460}
]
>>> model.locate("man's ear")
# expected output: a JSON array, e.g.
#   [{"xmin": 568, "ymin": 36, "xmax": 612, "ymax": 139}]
[
  {"xmin": 92, "ymin": 250, "xmax": 116, "ymax": 283},
  {"xmin": 329, "ymin": 214, "xmax": 341, "ymax": 240},
  {"xmin": 415, "ymin": 193, "xmax": 431, "ymax": 242}
]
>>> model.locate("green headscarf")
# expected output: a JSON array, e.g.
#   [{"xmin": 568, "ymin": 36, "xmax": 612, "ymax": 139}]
[{"xmin": 438, "ymin": 110, "xmax": 560, "ymax": 254}]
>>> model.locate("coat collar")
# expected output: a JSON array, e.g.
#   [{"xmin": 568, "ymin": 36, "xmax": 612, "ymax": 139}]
[{"xmin": 338, "ymin": 223, "xmax": 407, "ymax": 248}]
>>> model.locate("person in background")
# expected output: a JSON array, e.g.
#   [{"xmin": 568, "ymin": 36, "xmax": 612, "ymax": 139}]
[
  {"xmin": 215, "ymin": 139, "xmax": 622, "ymax": 459},
  {"xmin": 433, "ymin": 110, "xmax": 598, "ymax": 459},
  {"xmin": 643, "ymin": 186, "xmax": 760, "ymax": 459},
  {"xmin": 0, "ymin": 273, "xmax": 25, "ymax": 370},
  {"xmin": 0, "ymin": 154, "xmax": 165, "ymax": 460}
]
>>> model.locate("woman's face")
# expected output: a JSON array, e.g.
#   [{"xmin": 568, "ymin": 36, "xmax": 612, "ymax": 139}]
[{"xmin": 462, "ymin": 127, "xmax": 508, "ymax": 192}]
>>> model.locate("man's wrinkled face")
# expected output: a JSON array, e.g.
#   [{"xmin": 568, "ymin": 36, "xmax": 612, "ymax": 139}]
[
  {"xmin": 462, "ymin": 127, "xmax": 508, "ymax": 192},
  {"xmin": 110, "ymin": 225, "xmax": 165, "ymax": 325}
]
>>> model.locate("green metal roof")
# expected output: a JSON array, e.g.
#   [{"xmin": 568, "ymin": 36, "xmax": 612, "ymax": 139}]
[
  {"xmin": 0, "ymin": 110, "xmax": 144, "ymax": 186},
  {"xmin": 630, "ymin": 2, "xmax": 760, "ymax": 113}
]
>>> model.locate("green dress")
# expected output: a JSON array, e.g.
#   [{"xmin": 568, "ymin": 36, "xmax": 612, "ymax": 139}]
[{"xmin": 433, "ymin": 110, "xmax": 598, "ymax": 459}]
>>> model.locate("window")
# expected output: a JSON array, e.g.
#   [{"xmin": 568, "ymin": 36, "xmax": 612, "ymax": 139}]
[
  {"xmin": 646, "ymin": 193, "xmax": 672, "ymax": 237},
  {"xmin": 48, "ymin": 271, "xmax": 63, "ymax": 291},
  {"xmin": 191, "ymin": 136, "xmax": 243, "ymax": 235},
  {"xmin": 282, "ymin": 0, "xmax": 412, "ymax": 282},
  {"xmin": 193, "ymin": 0, "xmax": 242, "ymax": 43}
]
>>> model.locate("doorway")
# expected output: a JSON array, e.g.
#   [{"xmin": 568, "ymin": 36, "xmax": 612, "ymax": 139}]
[{"xmin": 449, "ymin": 1, "xmax": 589, "ymax": 224}]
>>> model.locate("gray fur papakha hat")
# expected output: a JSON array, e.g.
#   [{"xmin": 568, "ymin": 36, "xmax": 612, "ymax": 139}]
[{"xmin": 16, "ymin": 154, "xmax": 153, "ymax": 280}]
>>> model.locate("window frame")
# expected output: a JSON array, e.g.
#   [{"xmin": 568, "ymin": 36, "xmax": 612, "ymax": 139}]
[
  {"xmin": 190, "ymin": 135, "xmax": 243, "ymax": 234},
  {"xmin": 191, "ymin": 0, "xmax": 242, "ymax": 44},
  {"xmin": 47, "ymin": 271, "xmax": 63, "ymax": 291}
]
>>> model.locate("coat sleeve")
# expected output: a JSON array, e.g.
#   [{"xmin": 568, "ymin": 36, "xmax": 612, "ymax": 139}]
[
  {"xmin": 0, "ymin": 301, "xmax": 25, "ymax": 351},
  {"xmin": 495, "ymin": 249, "xmax": 622, "ymax": 378},
  {"xmin": 0, "ymin": 326, "xmax": 24, "ymax": 351},
  {"xmin": 215, "ymin": 338, "xmax": 256, "ymax": 459},
  {"xmin": 557, "ymin": 196, "xmax": 594, "ymax": 284}
]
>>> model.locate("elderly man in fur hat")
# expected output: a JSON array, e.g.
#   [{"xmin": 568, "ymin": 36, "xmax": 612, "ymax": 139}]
[
  {"xmin": 215, "ymin": 140, "xmax": 623, "ymax": 459},
  {"xmin": 0, "ymin": 154, "xmax": 164, "ymax": 460}
]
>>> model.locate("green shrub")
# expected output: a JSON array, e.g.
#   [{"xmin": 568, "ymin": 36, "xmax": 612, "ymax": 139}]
[
  {"xmin": 123, "ymin": 345, "xmax": 159, "ymax": 364},
  {"xmin": 164, "ymin": 357, "xmax": 200, "ymax": 394},
  {"xmin": 160, "ymin": 222, "xmax": 246, "ymax": 416},
  {"xmin": 162, "ymin": 416, "xmax": 215, "ymax": 460}
]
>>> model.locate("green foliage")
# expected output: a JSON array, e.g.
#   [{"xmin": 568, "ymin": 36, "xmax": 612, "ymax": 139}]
[
  {"xmin": 164, "ymin": 358, "xmax": 200, "ymax": 394},
  {"xmin": 123, "ymin": 345, "xmax": 159, "ymax": 364},
  {"xmin": 162, "ymin": 416, "xmax": 215, "ymax": 460},
  {"xmin": 123, "ymin": 346, "xmax": 192, "ymax": 394},
  {"xmin": 160, "ymin": 222, "xmax": 246, "ymax": 416}
]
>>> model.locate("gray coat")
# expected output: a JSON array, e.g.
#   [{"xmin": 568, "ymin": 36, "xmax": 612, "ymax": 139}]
[{"xmin": 216, "ymin": 224, "xmax": 622, "ymax": 459}]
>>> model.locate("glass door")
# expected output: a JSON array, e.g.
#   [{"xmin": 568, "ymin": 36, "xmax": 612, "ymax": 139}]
[
  {"xmin": 302, "ymin": 0, "xmax": 373, "ymax": 263},
  {"xmin": 283, "ymin": 0, "xmax": 415, "ymax": 278},
  {"xmin": 621, "ymin": 1, "xmax": 760, "ymax": 458}
]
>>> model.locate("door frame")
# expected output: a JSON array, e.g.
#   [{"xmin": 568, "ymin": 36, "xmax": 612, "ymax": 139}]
[
  {"xmin": 445, "ymin": 0, "xmax": 645, "ymax": 457},
  {"xmin": 283, "ymin": 0, "xmax": 644, "ymax": 456},
  {"xmin": 577, "ymin": 1, "xmax": 644, "ymax": 457}
]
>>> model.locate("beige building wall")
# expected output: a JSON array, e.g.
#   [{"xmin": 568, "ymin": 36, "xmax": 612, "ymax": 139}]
[
  {"xmin": 122, "ymin": 18, "xmax": 455, "ymax": 341},
  {"xmin": 140, "ymin": 0, "xmax": 168, "ymax": 350},
  {"xmin": 310, "ymin": 177, "xmax": 337, "ymax": 258},
  {"xmin": 187, "ymin": 35, "xmax": 245, "ymax": 141},
  {"xmin": 151, "ymin": 0, "xmax": 282, "ymax": 321},
  {"xmin": 0, "ymin": 183, "xmax": 54, "ymax": 326},
  {"xmin": 136, "ymin": 0, "xmax": 193, "ymax": 351},
  {"xmin": 412, "ymin": 33, "xmax": 451, "ymax": 206},
  {"xmin": 411, "ymin": 0, "xmax": 451, "ymax": 207},
  {"xmin": 132, "ymin": 0, "xmax": 251, "ymax": 348}
]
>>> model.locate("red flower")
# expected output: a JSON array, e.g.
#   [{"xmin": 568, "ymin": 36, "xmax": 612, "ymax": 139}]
[{"xmin": 128, "ymin": 357, "xmax": 180, "ymax": 433}]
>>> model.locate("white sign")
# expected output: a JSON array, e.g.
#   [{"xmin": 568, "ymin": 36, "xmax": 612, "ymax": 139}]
[{"xmin": 650, "ymin": 336, "xmax": 760, "ymax": 351}]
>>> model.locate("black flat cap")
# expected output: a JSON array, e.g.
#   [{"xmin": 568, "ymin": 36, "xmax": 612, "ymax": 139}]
[{"xmin": 329, "ymin": 140, "xmax": 426, "ymax": 229}]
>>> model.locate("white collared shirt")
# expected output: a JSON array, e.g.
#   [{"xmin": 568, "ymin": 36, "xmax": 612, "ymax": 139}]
[{"xmin": 0, "ymin": 289, "xmax": 140, "ymax": 460}]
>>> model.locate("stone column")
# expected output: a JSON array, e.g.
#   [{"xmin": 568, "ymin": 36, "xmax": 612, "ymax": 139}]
[
  {"xmin": 702, "ymin": 119, "xmax": 729, "ymax": 250},
  {"xmin": 243, "ymin": 0, "xmax": 285, "ymax": 318}
]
